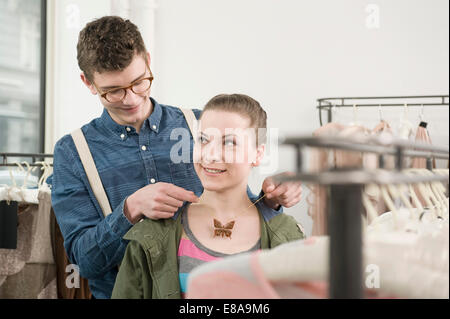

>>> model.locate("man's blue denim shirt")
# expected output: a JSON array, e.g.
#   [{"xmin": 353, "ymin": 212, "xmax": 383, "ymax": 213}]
[{"xmin": 48, "ymin": 97, "xmax": 281, "ymax": 299}]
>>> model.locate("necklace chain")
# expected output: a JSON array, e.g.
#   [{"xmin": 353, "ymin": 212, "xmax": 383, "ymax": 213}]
[{"xmin": 212, "ymin": 193, "xmax": 267, "ymax": 239}]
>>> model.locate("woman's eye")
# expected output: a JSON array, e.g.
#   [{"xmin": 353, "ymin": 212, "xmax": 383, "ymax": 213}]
[
  {"xmin": 198, "ymin": 136, "xmax": 208, "ymax": 144},
  {"xmin": 224, "ymin": 139, "xmax": 235, "ymax": 146}
]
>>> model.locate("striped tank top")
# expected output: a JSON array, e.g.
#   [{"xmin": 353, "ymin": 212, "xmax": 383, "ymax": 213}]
[{"xmin": 178, "ymin": 208, "xmax": 261, "ymax": 298}]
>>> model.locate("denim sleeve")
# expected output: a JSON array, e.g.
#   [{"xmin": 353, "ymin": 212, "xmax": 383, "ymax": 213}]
[{"xmin": 50, "ymin": 137, "xmax": 133, "ymax": 279}]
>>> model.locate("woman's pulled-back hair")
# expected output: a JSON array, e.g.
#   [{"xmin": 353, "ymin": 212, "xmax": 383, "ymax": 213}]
[{"xmin": 201, "ymin": 94, "xmax": 267, "ymax": 145}]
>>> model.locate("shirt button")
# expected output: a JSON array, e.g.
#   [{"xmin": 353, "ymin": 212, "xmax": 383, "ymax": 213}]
[
  {"xmin": 152, "ymin": 125, "xmax": 157, "ymax": 130},
  {"xmin": 150, "ymin": 178, "xmax": 156, "ymax": 184},
  {"xmin": 126, "ymin": 127, "xmax": 131, "ymax": 132},
  {"xmin": 120, "ymin": 134, "xmax": 125, "ymax": 140},
  {"xmin": 141, "ymin": 145, "xmax": 147, "ymax": 151}
]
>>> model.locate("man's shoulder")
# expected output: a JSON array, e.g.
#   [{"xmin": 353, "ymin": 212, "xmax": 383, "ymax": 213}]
[
  {"xmin": 158, "ymin": 102, "xmax": 202, "ymax": 119},
  {"xmin": 54, "ymin": 121, "xmax": 98, "ymax": 152}
]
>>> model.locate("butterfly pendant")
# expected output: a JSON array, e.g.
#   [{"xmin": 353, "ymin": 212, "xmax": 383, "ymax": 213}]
[{"xmin": 213, "ymin": 219, "xmax": 235, "ymax": 239}]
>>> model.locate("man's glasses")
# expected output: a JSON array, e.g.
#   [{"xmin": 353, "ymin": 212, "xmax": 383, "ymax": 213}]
[{"xmin": 96, "ymin": 69, "xmax": 154, "ymax": 103}]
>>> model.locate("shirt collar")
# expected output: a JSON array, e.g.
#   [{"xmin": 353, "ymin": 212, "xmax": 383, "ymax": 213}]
[
  {"xmin": 148, "ymin": 97, "xmax": 162, "ymax": 133},
  {"xmin": 100, "ymin": 97, "xmax": 163, "ymax": 136}
]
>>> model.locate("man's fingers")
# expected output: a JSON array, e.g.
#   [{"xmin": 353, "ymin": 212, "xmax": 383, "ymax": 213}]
[
  {"xmin": 164, "ymin": 183, "xmax": 199, "ymax": 203},
  {"xmin": 285, "ymin": 184, "xmax": 303, "ymax": 200},
  {"xmin": 154, "ymin": 203, "xmax": 180, "ymax": 213},
  {"xmin": 146, "ymin": 211, "xmax": 175, "ymax": 220},
  {"xmin": 278, "ymin": 184, "xmax": 301, "ymax": 200},
  {"xmin": 285, "ymin": 194, "xmax": 303, "ymax": 208},
  {"xmin": 266, "ymin": 183, "xmax": 289, "ymax": 199},
  {"xmin": 160, "ymin": 195, "xmax": 184, "ymax": 208},
  {"xmin": 262, "ymin": 177, "xmax": 279, "ymax": 194}
]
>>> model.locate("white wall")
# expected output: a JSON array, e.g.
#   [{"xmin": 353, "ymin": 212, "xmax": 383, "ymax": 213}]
[{"xmin": 46, "ymin": 0, "xmax": 449, "ymax": 236}]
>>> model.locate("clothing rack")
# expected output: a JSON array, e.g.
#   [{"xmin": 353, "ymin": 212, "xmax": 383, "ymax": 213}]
[
  {"xmin": 0, "ymin": 152, "xmax": 53, "ymax": 167},
  {"xmin": 275, "ymin": 134, "xmax": 449, "ymax": 299},
  {"xmin": 317, "ymin": 95, "xmax": 449, "ymax": 126}
]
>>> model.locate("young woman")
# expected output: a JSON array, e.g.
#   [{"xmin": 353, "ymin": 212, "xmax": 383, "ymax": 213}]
[{"xmin": 112, "ymin": 94, "xmax": 305, "ymax": 299}]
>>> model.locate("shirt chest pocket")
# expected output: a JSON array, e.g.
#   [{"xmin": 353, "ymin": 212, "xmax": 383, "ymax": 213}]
[{"xmin": 168, "ymin": 162, "xmax": 201, "ymax": 192}]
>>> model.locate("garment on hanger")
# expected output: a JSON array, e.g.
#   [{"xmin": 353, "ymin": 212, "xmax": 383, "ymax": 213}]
[
  {"xmin": 307, "ymin": 124, "xmax": 370, "ymax": 235},
  {"xmin": 307, "ymin": 123, "xmax": 345, "ymax": 236},
  {"xmin": 0, "ymin": 185, "xmax": 57, "ymax": 298},
  {"xmin": 0, "ymin": 200, "xmax": 18, "ymax": 249},
  {"xmin": 187, "ymin": 222, "xmax": 449, "ymax": 299}
]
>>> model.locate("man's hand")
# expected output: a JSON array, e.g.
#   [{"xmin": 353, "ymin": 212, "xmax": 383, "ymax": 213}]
[
  {"xmin": 262, "ymin": 172, "xmax": 302, "ymax": 210},
  {"xmin": 124, "ymin": 182, "xmax": 199, "ymax": 224}
]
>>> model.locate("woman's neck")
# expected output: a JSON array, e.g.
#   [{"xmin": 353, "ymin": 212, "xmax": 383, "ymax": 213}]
[{"xmin": 197, "ymin": 184, "xmax": 253, "ymax": 221}]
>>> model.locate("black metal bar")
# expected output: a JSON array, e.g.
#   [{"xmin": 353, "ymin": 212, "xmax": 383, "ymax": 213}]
[
  {"xmin": 0, "ymin": 153, "xmax": 53, "ymax": 168},
  {"xmin": 39, "ymin": 0, "xmax": 47, "ymax": 154},
  {"xmin": 378, "ymin": 155, "xmax": 385, "ymax": 169},
  {"xmin": 318, "ymin": 95, "xmax": 449, "ymax": 101},
  {"xmin": 319, "ymin": 108, "xmax": 323, "ymax": 126},
  {"xmin": 316, "ymin": 96, "xmax": 449, "ymax": 122},
  {"xmin": 0, "ymin": 153, "xmax": 53, "ymax": 159},
  {"xmin": 282, "ymin": 135, "xmax": 449, "ymax": 156},
  {"xmin": 426, "ymin": 158, "xmax": 433, "ymax": 170},
  {"xmin": 0, "ymin": 163, "xmax": 53, "ymax": 167},
  {"xmin": 395, "ymin": 147, "xmax": 404, "ymax": 171},
  {"xmin": 295, "ymin": 145, "xmax": 303, "ymax": 173},
  {"xmin": 328, "ymin": 182, "xmax": 363, "ymax": 299},
  {"xmin": 318, "ymin": 102, "xmax": 449, "ymax": 110}
]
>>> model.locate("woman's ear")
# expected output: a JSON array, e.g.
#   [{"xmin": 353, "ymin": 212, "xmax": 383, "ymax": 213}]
[
  {"xmin": 80, "ymin": 72, "xmax": 98, "ymax": 95},
  {"xmin": 252, "ymin": 144, "xmax": 266, "ymax": 167}
]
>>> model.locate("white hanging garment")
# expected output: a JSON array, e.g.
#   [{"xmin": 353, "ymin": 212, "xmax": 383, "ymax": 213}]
[{"xmin": 0, "ymin": 180, "xmax": 57, "ymax": 298}]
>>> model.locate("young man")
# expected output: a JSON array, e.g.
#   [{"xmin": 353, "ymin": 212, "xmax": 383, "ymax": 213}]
[{"xmin": 49, "ymin": 16, "xmax": 302, "ymax": 299}]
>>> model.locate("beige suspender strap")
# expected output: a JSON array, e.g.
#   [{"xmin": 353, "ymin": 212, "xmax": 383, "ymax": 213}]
[
  {"xmin": 179, "ymin": 108, "xmax": 197, "ymax": 137},
  {"xmin": 71, "ymin": 128, "xmax": 112, "ymax": 217}
]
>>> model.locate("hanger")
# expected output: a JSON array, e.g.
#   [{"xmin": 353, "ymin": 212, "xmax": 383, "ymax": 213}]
[
  {"xmin": 379, "ymin": 184, "xmax": 399, "ymax": 229},
  {"xmin": 398, "ymin": 103, "xmax": 413, "ymax": 140},
  {"xmin": 21, "ymin": 161, "xmax": 37, "ymax": 190},
  {"xmin": 422, "ymin": 169, "xmax": 448, "ymax": 216},
  {"xmin": 406, "ymin": 169, "xmax": 442, "ymax": 219},
  {"xmin": 401, "ymin": 183, "xmax": 424, "ymax": 221},
  {"xmin": 331, "ymin": 104, "xmax": 338, "ymax": 124},
  {"xmin": 419, "ymin": 104, "xmax": 425, "ymax": 123},
  {"xmin": 36, "ymin": 161, "xmax": 51, "ymax": 189},
  {"xmin": 5, "ymin": 162, "xmax": 27, "ymax": 204},
  {"xmin": 362, "ymin": 184, "xmax": 380, "ymax": 225},
  {"xmin": 386, "ymin": 183, "xmax": 414, "ymax": 210},
  {"xmin": 351, "ymin": 103, "xmax": 360, "ymax": 126}
]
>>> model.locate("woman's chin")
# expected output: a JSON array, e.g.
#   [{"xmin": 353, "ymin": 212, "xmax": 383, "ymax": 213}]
[{"xmin": 201, "ymin": 184, "xmax": 224, "ymax": 192}]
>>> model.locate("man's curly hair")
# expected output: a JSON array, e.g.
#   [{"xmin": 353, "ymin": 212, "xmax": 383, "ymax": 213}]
[{"xmin": 77, "ymin": 16, "xmax": 147, "ymax": 83}]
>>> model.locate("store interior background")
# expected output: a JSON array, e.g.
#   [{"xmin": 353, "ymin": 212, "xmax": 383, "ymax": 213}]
[{"xmin": 3, "ymin": 0, "xmax": 449, "ymax": 236}]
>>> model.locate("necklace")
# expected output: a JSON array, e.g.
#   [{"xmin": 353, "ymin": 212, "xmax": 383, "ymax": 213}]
[{"xmin": 213, "ymin": 193, "xmax": 267, "ymax": 239}]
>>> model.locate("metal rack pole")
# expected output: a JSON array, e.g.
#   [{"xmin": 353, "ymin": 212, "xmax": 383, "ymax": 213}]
[
  {"xmin": 280, "ymin": 135, "xmax": 449, "ymax": 299},
  {"xmin": 316, "ymin": 95, "xmax": 449, "ymax": 125},
  {"xmin": 328, "ymin": 181, "xmax": 363, "ymax": 299}
]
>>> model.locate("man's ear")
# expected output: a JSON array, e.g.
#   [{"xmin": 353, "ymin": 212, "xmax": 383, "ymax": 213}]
[
  {"xmin": 252, "ymin": 144, "xmax": 266, "ymax": 167},
  {"xmin": 146, "ymin": 52, "xmax": 151, "ymax": 67},
  {"xmin": 80, "ymin": 72, "xmax": 98, "ymax": 95}
]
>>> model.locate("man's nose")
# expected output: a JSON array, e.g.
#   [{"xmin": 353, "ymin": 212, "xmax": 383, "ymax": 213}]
[{"xmin": 122, "ymin": 88, "xmax": 141, "ymax": 105}]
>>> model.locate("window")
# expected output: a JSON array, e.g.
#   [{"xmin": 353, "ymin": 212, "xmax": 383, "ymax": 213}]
[{"xmin": 0, "ymin": 0, "xmax": 46, "ymax": 154}]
